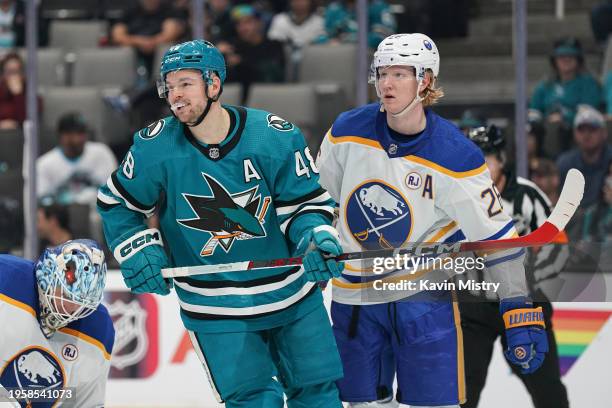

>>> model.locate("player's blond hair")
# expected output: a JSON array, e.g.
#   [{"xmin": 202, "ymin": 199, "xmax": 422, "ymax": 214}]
[{"xmin": 421, "ymin": 69, "xmax": 444, "ymax": 107}]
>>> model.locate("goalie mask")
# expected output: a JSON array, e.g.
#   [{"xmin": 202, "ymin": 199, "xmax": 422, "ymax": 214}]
[
  {"xmin": 370, "ymin": 33, "xmax": 440, "ymax": 117},
  {"xmin": 35, "ymin": 239, "xmax": 106, "ymax": 337}
]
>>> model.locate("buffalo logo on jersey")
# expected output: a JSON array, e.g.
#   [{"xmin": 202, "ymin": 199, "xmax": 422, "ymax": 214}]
[
  {"xmin": 345, "ymin": 181, "xmax": 413, "ymax": 250},
  {"xmin": 139, "ymin": 119, "xmax": 165, "ymax": 140},
  {"xmin": 266, "ymin": 114, "xmax": 294, "ymax": 132},
  {"xmin": 178, "ymin": 173, "xmax": 271, "ymax": 256},
  {"xmin": 0, "ymin": 347, "xmax": 65, "ymax": 407}
]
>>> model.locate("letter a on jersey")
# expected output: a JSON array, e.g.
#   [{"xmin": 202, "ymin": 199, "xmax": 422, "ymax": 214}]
[{"xmin": 178, "ymin": 173, "xmax": 271, "ymax": 256}]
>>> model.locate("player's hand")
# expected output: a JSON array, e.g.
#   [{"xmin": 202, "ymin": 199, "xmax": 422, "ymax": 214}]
[
  {"xmin": 113, "ymin": 228, "xmax": 172, "ymax": 295},
  {"xmin": 301, "ymin": 225, "xmax": 344, "ymax": 282},
  {"xmin": 500, "ymin": 297, "xmax": 549, "ymax": 374}
]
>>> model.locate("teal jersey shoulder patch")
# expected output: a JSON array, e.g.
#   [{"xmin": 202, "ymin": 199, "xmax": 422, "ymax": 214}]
[
  {"xmin": 266, "ymin": 113, "xmax": 294, "ymax": 132},
  {"xmin": 139, "ymin": 118, "xmax": 166, "ymax": 140}
]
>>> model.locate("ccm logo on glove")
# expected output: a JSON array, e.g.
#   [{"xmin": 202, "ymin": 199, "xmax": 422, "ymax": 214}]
[{"xmin": 114, "ymin": 228, "xmax": 163, "ymax": 263}]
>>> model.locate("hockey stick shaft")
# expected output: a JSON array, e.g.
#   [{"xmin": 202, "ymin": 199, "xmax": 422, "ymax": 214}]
[{"xmin": 162, "ymin": 169, "xmax": 584, "ymax": 278}]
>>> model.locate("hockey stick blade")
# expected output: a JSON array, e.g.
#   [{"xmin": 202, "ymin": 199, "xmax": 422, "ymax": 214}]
[{"xmin": 162, "ymin": 169, "xmax": 585, "ymax": 278}]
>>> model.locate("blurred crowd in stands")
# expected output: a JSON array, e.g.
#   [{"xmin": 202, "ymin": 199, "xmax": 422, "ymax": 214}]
[{"xmin": 0, "ymin": 0, "xmax": 609, "ymax": 267}]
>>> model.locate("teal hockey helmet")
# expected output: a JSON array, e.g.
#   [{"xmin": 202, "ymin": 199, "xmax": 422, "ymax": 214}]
[{"xmin": 158, "ymin": 40, "xmax": 226, "ymax": 98}]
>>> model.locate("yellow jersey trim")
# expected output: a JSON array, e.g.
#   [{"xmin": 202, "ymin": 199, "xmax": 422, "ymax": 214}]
[
  {"xmin": 328, "ymin": 134, "xmax": 488, "ymax": 178},
  {"xmin": 0, "ymin": 293, "xmax": 36, "ymax": 317}
]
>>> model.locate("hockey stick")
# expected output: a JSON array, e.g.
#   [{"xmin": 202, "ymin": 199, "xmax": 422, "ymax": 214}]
[{"xmin": 162, "ymin": 169, "xmax": 584, "ymax": 278}]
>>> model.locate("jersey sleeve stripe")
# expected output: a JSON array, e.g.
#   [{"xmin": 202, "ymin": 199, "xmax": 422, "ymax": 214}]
[
  {"xmin": 276, "ymin": 192, "xmax": 333, "ymax": 217},
  {"xmin": 482, "ymin": 220, "xmax": 515, "ymax": 241},
  {"xmin": 275, "ymin": 187, "xmax": 329, "ymax": 208},
  {"xmin": 96, "ymin": 190, "xmax": 121, "ymax": 211},
  {"xmin": 106, "ymin": 172, "xmax": 155, "ymax": 216},
  {"xmin": 280, "ymin": 207, "xmax": 334, "ymax": 235},
  {"xmin": 483, "ymin": 248, "xmax": 525, "ymax": 268},
  {"xmin": 425, "ymin": 221, "xmax": 458, "ymax": 243}
]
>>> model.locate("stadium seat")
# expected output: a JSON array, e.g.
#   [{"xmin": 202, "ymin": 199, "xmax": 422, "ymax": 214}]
[
  {"xmin": 0, "ymin": 170, "xmax": 23, "ymax": 200},
  {"xmin": 72, "ymin": 47, "xmax": 137, "ymax": 88},
  {"xmin": 100, "ymin": 0, "xmax": 138, "ymax": 21},
  {"xmin": 246, "ymin": 83, "xmax": 320, "ymax": 153},
  {"xmin": 0, "ymin": 129, "xmax": 23, "ymax": 174},
  {"xmin": 41, "ymin": 87, "xmax": 106, "ymax": 144},
  {"xmin": 49, "ymin": 20, "xmax": 109, "ymax": 50},
  {"xmin": 41, "ymin": 0, "xmax": 99, "ymax": 20},
  {"xmin": 299, "ymin": 44, "xmax": 357, "ymax": 106},
  {"xmin": 19, "ymin": 48, "xmax": 66, "ymax": 87}
]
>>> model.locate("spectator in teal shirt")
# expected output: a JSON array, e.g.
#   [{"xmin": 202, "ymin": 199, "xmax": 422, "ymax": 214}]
[
  {"xmin": 316, "ymin": 0, "xmax": 396, "ymax": 49},
  {"xmin": 530, "ymin": 37, "xmax": 602, "ymax": 128}
]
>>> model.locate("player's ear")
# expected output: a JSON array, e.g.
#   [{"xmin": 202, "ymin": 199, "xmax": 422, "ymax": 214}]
[
  {"xmin": 210, "ymin": 74, "xmax": 222, "ymax": 100},
  {"xmin": 419, "ymin": 71, "xmax": 432, "ymax": 93}
]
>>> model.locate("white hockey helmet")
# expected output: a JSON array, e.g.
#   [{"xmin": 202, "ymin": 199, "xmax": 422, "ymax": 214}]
[{"xmin": 370, "ymin": 33, "xmax": 440, "ymax": 84}]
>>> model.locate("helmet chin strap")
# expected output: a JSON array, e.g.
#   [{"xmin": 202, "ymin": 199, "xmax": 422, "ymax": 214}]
[
  {"xmin": 185, "ymin": 83, "xmax": 222, "ymax": 127},
  {"xmin": 170, "ymin": 81, "xmax": 223, "ymax": 128}
]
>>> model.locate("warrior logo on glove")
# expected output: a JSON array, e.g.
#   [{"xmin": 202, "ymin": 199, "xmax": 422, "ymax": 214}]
[{"xmin": 177, "ymin": 173, "xmax": 271, "ymax": 257}]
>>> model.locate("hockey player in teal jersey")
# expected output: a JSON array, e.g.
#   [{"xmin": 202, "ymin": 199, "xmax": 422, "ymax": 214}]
[{"xmin": 96, "ymin": 39, "xmax": 344, "ymax": 407}]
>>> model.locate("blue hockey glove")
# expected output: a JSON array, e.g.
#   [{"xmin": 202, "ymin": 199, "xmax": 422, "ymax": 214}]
[
  {"xmin": 299, "ymin": 225, "xmax": 344, "ymax": 282},
  {"xmin": 113, "ymin": 228, "xmax": 171, "ymax": 295},
  {"xmin": 500, "ymin": 297, "xmax": 549, "ymax": 374}
]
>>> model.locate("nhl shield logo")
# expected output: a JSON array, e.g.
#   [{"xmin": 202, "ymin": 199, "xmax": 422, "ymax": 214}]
[
  {"xmin": 108, "ymin": 299, "xmax": 149, "ymax": 370},
  {"xmin": 209, "ymin": 147, "xmax": 220, "ymax": 159},
  {"xmin": 388, "ymin": 144, "xmax": 398, "ymax": 155}
]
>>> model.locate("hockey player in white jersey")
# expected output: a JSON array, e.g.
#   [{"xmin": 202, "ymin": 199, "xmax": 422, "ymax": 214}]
[
  {"xmin": 316, "ymin": 33, "xmax": 549, "ymax": 407},
  {"xmin": 0, "ymin": 240, "xmax": 114, "ymax": 408}
]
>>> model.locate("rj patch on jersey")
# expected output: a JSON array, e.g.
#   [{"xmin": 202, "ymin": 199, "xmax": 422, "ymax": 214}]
[
  {"xmin": 345, "ymin": 180, "xmax": 413, "ymax": 250},
  {"xmin": 177, "ymin": 173, "xmax": 271, "ymax": 257}
]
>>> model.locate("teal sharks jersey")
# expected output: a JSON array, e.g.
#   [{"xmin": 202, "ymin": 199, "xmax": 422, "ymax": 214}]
[{"xmin": 97, "ymin": 106, "xmax": 335, "ymax": 332}]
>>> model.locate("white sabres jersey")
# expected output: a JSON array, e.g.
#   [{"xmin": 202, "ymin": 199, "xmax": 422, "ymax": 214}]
[
  {"xmin": 316, "ymin": 104, "xmax": 527, "ymax": 305},
  {"xmin": 0, "ymin": 255, "xmax": 114, "ymax": 408}
]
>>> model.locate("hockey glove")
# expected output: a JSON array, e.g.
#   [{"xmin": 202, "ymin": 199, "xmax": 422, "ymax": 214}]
[
  {"xmin": 299, "ymin": 225, "xmax": 344, "ymax": 282},
  {"xmin": 500, "ymin": 297, "xmax": 548, "ymax": 374},
  {"xmin": 113, "ymin": 228, "xmax": 171, "ymax": 295}
]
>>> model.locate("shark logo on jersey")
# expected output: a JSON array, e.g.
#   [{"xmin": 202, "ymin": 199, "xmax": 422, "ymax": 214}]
[
  {"xmin": 267, "ymin": 114, "xmax": 294, "ymax": 132},
  {"xmin": 0, "ymin": 347, "xmax": 65, "ymax": 408},
  {"xmin": 178, "ymin": 173, "xmax": 271, "ymax": 256},
  {"xmin": 346, "ymin": 181, "xmax": 413, "ymax": 250}
]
